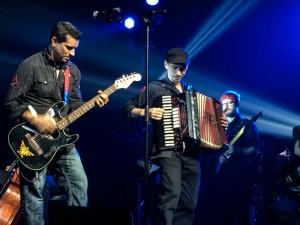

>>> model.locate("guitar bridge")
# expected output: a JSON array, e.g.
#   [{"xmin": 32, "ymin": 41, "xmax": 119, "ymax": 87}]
[{"xmin": 25, "ymin": 133, "xmax": 43, "ymax": 155}]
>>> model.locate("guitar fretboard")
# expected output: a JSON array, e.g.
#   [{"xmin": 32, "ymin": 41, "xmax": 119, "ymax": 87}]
[{"xmin": 56, "ymin": 84, "xmax": 117, "ymax": 130}]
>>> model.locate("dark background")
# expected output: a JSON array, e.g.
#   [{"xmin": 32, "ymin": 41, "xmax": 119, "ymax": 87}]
[{"xmin": 1, "ymin": 0, "xmax": 299, "ymax": 223}]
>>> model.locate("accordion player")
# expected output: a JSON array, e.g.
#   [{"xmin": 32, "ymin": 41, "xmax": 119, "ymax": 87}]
[{"xmin": 153, "ymin": 90, "xmax": 228, "ymax": 152}]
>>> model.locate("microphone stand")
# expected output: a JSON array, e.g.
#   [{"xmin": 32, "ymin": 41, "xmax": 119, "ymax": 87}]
[
  {"xmin": 140, "ymin": 11, "xmax": 165, "ymax": 225},
  {"xmin": 141, "ymin": 15, "xmax": 151, "ymax": 225}
]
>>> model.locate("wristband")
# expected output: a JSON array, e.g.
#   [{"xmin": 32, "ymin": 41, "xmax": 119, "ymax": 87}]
[{"xmin": 28, "ymin": 105, "xmax": 37, "ymax": 117}]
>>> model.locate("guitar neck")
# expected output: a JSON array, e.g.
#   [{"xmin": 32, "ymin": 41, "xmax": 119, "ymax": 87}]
[
  {"xmin": 229, "ymin": 126, "xmax": 245, "ymax": 146},
  {"xmin": 56, "ymin": 84, "xmax": 117, "ymax": 130},
  {"xmin": 228, "ymin": 111, "xmax": 262, "ymax": 146}
]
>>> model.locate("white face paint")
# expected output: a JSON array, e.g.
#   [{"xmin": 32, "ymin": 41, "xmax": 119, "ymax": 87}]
[{"xmin": 166, "ymin": 62, "xmax": 188, "ymax": 84}]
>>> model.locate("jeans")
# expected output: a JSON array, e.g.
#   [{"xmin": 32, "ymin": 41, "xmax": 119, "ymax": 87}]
[{"xmin": 19, "ymin": 147, "xmax": 88, "ymax": 225}]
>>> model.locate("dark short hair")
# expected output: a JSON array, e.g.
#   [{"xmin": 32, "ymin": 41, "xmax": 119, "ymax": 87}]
[{"xmin": 49, "ymin": 21, "xmax": 82, "ymax": 43}]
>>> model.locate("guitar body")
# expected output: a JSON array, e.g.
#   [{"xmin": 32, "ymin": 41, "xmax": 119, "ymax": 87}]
[{"xmin": 8, "ymin": 102, "xmax": 79, "ymax": 171}]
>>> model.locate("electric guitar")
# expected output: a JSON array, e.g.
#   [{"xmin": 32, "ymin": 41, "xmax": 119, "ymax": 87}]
[
  {"xmin": 8, "ymin": 73, "xmax": 142, "ymax": 171},
  {"xmin": 215, "ymin": 111, "xmax": 262, "ymax": 173}
]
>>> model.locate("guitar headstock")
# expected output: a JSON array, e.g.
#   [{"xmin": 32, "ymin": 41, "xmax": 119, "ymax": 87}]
[
  {"xmin": 114, "ymin": 73, "xmax": 142, "ymax": 89},
  {"xmin": 251, "ymin": 111, "xmax": 263, "ymax": 122}
]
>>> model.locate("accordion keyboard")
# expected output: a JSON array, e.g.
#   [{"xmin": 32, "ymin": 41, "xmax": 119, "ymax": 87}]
[{"xmin": 161, "ymin": 96, "xmax": 179, "ymax": 147}]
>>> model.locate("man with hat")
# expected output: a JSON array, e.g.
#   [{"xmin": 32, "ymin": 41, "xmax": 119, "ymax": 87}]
[{"xmin": 123, "ymin": 47, "xmax": 228, "ymax": 225}]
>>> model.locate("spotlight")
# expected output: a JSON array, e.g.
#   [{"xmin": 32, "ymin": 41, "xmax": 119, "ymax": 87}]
[
  {"xmin": 146, "ymin": 0, "xmax": 159, "ymax": 6},
  {"xmin": 124, "ymin": 17, "xmax": 135, "ymax": 29}
]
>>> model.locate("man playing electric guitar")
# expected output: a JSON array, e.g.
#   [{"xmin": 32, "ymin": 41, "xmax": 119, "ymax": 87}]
[
  {"xmin": 4, "ymin": 21, "xmax": 109, "ymax": 225},
  {"xmin": 209, "ymin": 90, "xmax": 259, "ymax": 225}
]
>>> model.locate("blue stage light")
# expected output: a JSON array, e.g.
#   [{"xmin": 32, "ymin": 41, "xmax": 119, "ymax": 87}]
[
  {"xmin": 124, "ymin": 17, "xmax": 135, "ymax": 29},
  {"xmin": 146, "ymin": 0, "xmax": 159, "ymax": 6}
]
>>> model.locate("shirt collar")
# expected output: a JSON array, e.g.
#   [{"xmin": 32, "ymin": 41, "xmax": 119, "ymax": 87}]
[{"xmin": 42, "ymin": 47, "xmax": 71, "ymax": 70}]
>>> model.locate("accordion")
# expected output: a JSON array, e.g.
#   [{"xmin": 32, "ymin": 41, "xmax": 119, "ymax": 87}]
[{"xmin": 153, "ymin": 90, "xmax": 228, "ymax": 151}]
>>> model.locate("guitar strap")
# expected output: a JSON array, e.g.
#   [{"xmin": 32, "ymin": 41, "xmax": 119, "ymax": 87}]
[{"xmin": 64, "ymin": 67, "xmax": 70, "ymax": 104}]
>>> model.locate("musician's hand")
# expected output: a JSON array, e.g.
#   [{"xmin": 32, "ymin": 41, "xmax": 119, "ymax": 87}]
[
  {"xmin": 218, "ymin": 154, "xmax": 228, "ymax": 165},
  {"xmin": 31, "ymin": 114, "xmax": 56, "ymax": 134},
  {"xmin": 225, "ymin": 147, "xmax": 234, "ymax": 156},
  {"xmin": 22, "ymin": 108, "xmax": 56, "ymax": 134},
  {"xmin": 95, "ymin": 90, "xmax": 109, "ymax": 107},
  {"xmin": 218, "ymin": 147, "xmax": 234, "ymax": 164},
  {"xmin": 149, "ymin": 108, "xmax": 165, "ymax": 120},
  {"xmin": 220, "ymin": 115, "xmax": 229, "ymax": 128}
]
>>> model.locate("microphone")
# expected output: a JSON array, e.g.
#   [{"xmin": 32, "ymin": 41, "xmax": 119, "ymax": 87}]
[
  {"xmin": 141, "ymin": 9, "xmax": 167, "ymax": 19},
  {"xmin": 93, "ymin": 7, "xmax": 121, "ymax": 19},
  {"xmin": 152, "ymin": 9, "xmax": 167, "ymax": 16}
]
